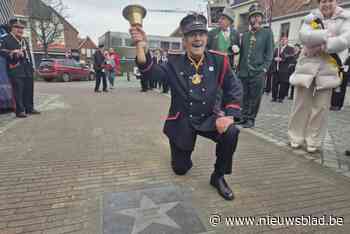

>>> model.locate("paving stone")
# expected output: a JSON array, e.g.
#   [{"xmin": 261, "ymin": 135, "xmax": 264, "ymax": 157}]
[{"xmin": 0, "ymin": 81, "xmax": 350, "ymax": 234}]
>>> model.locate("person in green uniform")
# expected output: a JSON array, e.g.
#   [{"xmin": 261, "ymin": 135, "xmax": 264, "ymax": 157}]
[
  {"xmin": 237, "ymin": 3, "xmax": 274, "ymax": 128},
  {"xmin": 207, "ymin": 7, "xmax": 240, "ymax": 70}
]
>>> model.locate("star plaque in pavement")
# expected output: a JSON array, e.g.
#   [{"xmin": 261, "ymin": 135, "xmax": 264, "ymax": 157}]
[
  {"xmin": 103, "ymin": 185, "xmax": 207, "ymax": 234},
  {"xmin": 117, "ymin": 195, "xmax": 181, "ymax": 234}
]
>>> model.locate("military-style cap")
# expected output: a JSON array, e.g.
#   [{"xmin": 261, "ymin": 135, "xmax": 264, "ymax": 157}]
[
  {"xmin": 248, "ymin": 4, "xmax": 264, "ymax": 19},
  {"xmin": 180, "ymin": 13, "xmax": 207, "ymax": 35},
  {"xmin": 221, "ymin": 7, "xmax": 235, "ymax": 23},
  {"xmin": 8, "ymin": 18, "xmax": 25, "ymax": 28}
]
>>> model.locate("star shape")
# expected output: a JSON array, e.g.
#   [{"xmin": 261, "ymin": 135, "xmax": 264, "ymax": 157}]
[{"xmin": 117, "ymin": 195, "xmax": 181, "ymax": 234}]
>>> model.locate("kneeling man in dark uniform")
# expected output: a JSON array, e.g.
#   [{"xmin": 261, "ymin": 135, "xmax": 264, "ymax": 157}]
[{"xmin": 130, "ymin": 14, "xmax": 242, "ymax": 201}]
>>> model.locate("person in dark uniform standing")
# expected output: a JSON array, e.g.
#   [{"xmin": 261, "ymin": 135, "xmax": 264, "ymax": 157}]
[
  {"xmin": 130, "ymin": 13, "xmax": 242, "ymax": 201},
  {"xmin": 271, "ymin": 35, "xmax": 294, "ymax": 103},
  {"xmin": 93, "ymin": 44, "xmax": 108, "ymax": 92},
  {"xmin": 0, "ymin": 23, "xmax": 14, "ymax": 113},
  {"xmin": 0, "ymin": 18, "xmax": 40, "ymax": 118},
  {"xmin": 330, "ymin": 50, "xmax": 349, "ymax": 111},
  {"xmin": 237, "ymin": 4, "xmax": 274, "ymax": 128},
  {"xmin": 207, "ymin": 7, "xmax": 240, "ymax": 70},
  {"xmin": 161, "ymin": 51, "xmax": 169, "ymax": 93}
]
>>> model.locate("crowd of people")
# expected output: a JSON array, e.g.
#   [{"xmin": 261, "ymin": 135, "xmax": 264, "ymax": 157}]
[
  {"xmin": 0, "ymin": 18, "xmax": 40, "ymax": 118},
  {"xmin": 134, "ymin": 49, "xmax": 169, "ymax": 94},
  {"xmin": 93, "ymin": 45, "xmax": 121, "ymax": 92}
]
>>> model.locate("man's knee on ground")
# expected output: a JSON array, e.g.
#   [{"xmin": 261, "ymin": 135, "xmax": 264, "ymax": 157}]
[
  {"xmin": 171, "ymin": 165, "xmax": 191, "ymax": 175},
  {"xmin": 225, "ymin": 125, "xmax": 240, "ymax": 140}
]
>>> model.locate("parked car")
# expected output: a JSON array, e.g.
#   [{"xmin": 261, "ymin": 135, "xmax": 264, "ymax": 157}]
[{"xmin": 38, "ymin": 58, "xmax": 95, "ymax": 82}]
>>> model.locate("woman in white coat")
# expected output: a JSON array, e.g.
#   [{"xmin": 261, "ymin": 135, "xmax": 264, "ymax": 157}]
[{"xmin": 288, "ymin": 0, "xmax": 350, "ymax": 153}]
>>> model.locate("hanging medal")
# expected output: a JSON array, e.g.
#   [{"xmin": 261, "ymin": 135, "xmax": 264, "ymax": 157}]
[
  {"xmin": 192, "ymin": 74, "xmax": 202, "ymax": 85},
  {"xmin": 187, "ymin": 54, "xmax": 204, "ymax": 85}
]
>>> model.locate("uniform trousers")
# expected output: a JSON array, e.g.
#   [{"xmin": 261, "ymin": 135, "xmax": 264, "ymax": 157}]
[
  {"xmin": 11, "ymin": 76, "xmax": 34, "ymax": 114},
  {"xmin": 240, "ymin": 73, "xmax": 266, "ymax": 121},
  {"xmin": 288, "ymin": 85, "xmax": 332, "ymax": 148},
  {"xmin": 331, "ymin": 73, "xmax": 348, "ymax": 109},
  {"xmin": 272, "ymin": 71, "xmax": 290, "ymax": 100},
  {"xmin": 169, "ymin": 125, "xmax": 239, "ymax": 176}
]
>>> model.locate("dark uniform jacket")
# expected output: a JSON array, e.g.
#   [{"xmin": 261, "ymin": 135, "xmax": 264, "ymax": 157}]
[
  {"xmin": 238, "ymin": 27, "xmax": 274, "ymax": 78},
  {"xmin": 288, "ymin": 51, "xmax": 301, "ymax": 76},
  {"xmin": 272, "ymin": 45, "xmax": 295, "ymax": 74},
  {"xmin": 137, "ymin": 50, "xmax": 242, "ymax": 150},
  {"xmin": 0, "ymin": 33, "xmax": 34, "ymax": 78},
  {"xmin": 93, "ymin": 50, "xmax": 105, "ymax": 72}
]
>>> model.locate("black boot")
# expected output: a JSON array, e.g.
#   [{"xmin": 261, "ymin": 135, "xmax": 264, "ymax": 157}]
[
  {"xmin": 237, "ymin": 119, "xmax": 247, "ymax": 125},
  {"xmin": 345, "ymin": 150, "xmax": 350, "ymax": 156},
  {"xmin": 243, "ymin": 119, "xmax": 255, "ymax": 128},
  {"xmin": 210, "ymin": 173, "xmax": 234, "ymax": 201}
]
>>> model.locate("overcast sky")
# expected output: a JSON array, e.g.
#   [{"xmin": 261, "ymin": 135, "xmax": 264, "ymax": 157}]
[{"xmin": 62, "ymin": 0, "xmax": 207, "ymax": 43}]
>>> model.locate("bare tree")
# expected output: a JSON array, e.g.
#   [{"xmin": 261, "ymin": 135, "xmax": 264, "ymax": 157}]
[{"xmin": 28, "ymin": 0, "xmax": 68, "ymax": 58}]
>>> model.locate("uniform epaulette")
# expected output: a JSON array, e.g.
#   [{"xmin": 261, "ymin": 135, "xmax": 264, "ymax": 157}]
[{"xmin": 208, "ymin": 50, "xmax": 227, "ymax": 56}]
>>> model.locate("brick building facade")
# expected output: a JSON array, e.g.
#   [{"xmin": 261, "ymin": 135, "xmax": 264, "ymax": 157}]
[
  {"xmin": 13, "ymin": 0, "xmax": 80, "ymax": 67},
  {"xmin": 78, "ymin": 36, "xmax": 97, "ymax": 65}
]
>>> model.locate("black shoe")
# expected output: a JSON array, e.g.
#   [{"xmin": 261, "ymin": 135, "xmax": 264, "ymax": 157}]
[
  {"xmin": 27, "ymin": 109, "xmax": 41, "ymax": 115},
  {"xmin": 95, "ymin": 90, "xmax": 101, "ymax": 93},
  {"xmin": 271, "ymin": 98, "xmax": 277, "ymax": 102},
  {"xmin": 103, "ymin": 89, "xmax": 108, "ymax": 92},
  {"xmin": 330, "ymin": 106, "xmax": 341, "ymax": 111},
  {"xmin": 16, "ymin": 112, "xmax": 27, "ymax": 118},
  {"xmin": 288, "ymin": 96, "xmax": 293, "ymax": 100},
  {"xmin": 277, "ymin": 99, "xmax": 283, "ymax": 103},
  {"xmin": 243, "ymin": 119, "xmax": 254, "ymax": 128},
  {"xmin": 345, "ymin": 150, "xmax": 350, "ymax": 156},
  {"xmin": 237, "ymin": 119, "xmax": 247, "ymax": 125},
  {"xmin": 210, "ymin": 173, "xmax": 234, "ymax": 201}
]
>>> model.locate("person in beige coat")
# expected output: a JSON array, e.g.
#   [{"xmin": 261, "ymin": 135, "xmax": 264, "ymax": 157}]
[{"xmin": 288, "ymin": 0, "xmax": 350, "ymax": 153}]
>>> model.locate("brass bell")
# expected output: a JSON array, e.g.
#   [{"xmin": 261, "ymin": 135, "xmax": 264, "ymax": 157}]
[{"xmin": 122, "ymin": 5, "xmax": 147, "ymax": 27}]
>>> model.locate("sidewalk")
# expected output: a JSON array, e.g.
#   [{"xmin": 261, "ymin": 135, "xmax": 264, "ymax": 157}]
[{"xmin": 0, "ymin": 81, "xmax": 350, "ymax": 234}]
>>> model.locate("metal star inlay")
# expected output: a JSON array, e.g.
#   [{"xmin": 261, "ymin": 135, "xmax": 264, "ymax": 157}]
[{"xmin": 116, "ymin": 195, "xmax": 181, "ymax": 234}]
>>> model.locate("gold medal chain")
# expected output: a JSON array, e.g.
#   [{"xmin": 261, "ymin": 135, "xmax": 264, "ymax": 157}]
[{"xmin": 187, "ymin": 54, "xmax": 204, "ymax": 77}]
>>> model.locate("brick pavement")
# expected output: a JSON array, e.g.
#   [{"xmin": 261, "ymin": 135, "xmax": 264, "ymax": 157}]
[
  {"xmin": 253, "ymin": 91, "xmax": 350, "ymax": 177},
  {"xmin": 0, "ymin": 81, "xmax": 350, "ymax": 233}
]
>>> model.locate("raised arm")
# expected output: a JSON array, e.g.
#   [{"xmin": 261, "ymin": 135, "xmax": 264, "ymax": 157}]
[{"xmin": 130, "ymin": 26, "xmax": 167, "ymax": 81}]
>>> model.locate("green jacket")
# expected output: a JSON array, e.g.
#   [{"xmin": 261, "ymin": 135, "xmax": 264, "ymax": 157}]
[
  {"xmin": 238, "ymin": 27, "xmax": 274, "ymax": 78},
  {"xmin": 207, "ymin": 27, "xmax": 240, "ymax": 55}
]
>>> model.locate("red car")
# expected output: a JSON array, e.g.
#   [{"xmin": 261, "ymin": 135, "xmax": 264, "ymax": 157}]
[{"xmin": 38, "ymin": 58, "xmax": 95, "ymax": 82}]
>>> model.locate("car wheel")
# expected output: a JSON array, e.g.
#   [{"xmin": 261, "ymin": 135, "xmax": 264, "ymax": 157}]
[{"xmin": 62, "ymin": 73, "xmax": 71, "ymax": 82}]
